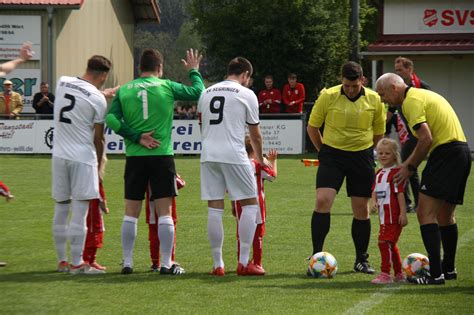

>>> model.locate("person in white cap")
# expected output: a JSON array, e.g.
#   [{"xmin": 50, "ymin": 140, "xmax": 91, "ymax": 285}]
[{"xmin": 0, "ymin": 42, "xmax": 33, "ymax": 119}]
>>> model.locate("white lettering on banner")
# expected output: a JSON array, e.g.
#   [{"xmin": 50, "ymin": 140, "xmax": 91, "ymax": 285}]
[
  {"xmin": 0, "ymin": 119, "xmax": 304, "ymax": 154},
  {"xmin": 384, "ymin": 1, "xmax": 474, "ymax": 34}
]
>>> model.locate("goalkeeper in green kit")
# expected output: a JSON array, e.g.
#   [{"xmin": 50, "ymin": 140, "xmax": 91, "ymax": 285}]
[{"xmin": 106, "ymin": 48, "xmax": 204, "ymax": 275}]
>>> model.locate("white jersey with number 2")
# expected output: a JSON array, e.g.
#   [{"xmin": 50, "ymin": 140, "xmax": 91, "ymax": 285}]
[
  {"xmin": 198, "ymin": 80, "xmax": 259, "ymax": 165},
  {"xmin": 53, "ymin": 76, "xmax": 107, "ymax": 166}
]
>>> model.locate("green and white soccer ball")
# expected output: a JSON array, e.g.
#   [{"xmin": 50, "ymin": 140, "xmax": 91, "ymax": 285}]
[
  {"xmin": 308, "ymin": 252, "xmax": 338, "ymax": 279},
  {"xmin": 402, "ymin": 253, "xmax": 430, "ymax": 277}
]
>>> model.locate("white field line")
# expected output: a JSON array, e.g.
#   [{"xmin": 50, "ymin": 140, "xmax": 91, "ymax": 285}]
[{"xmin": 343, "ymin": 228, "xmax": 474, "ymax": 315}]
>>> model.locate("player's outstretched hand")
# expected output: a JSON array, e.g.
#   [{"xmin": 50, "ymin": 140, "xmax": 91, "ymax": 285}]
[
  {"xmin": 102, "ymin": 85, "xmax": 120, "ymax": 99},
  {"xmin": 181, "ymin": 49, "xmax": 203, "ymax": 72},
  {"xmin": 267, "ymin": 149, "xmax": 278, "ymax": 161},
  {"xmin": 140, "ymin": 131, "xmax": 160, "ymax": 149},
  {"xmin": 19, "ymin": 42, "xmax": 33, "ymax": 60}
]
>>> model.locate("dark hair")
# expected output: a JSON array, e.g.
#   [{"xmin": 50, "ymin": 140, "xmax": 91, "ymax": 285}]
[
  {"xmin": 87, "ymin": 55, "xmax": 112, "ymax": 74},
  {"xmin": 341, "ymin": 61, "xmax": 363, "ymax": 81},
  {"xmin": 40, "ymin": 81, "xmax": 48, "ymax": 86},
  {"xmin": 288, "ymin": 73, "xmax": 297, "ymax": 79},
  {"xmin": 140, "ymin": 49, "xmax": 163, "ymax": 73},
  {"xmin": 395, "ymin": 56, "xmax": 414, "ymax": 70},
  {"xmin": 264, "ymin": 75, "xmax": 273, "ymax": 80},
  {"xmin": 227, "ymin": 57, "xmax": 253, "ymax": 77}
]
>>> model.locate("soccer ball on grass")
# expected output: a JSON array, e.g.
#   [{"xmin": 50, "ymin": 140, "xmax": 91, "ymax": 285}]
[
  {"xmin": 308, "ymin": 252, "xmax": 338, "ymax": 279},
  {"xmin": 402, "ymin": 253, "xmax": 430, "ymax": 277}
]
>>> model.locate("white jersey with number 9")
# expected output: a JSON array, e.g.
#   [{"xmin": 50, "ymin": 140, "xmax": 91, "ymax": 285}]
[{"xmin": 198, "ymin": 80, "xmax": 259, "ymax": 165}]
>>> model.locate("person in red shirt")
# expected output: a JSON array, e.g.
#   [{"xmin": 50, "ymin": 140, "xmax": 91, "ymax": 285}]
[
  {"xmin": 282, "ymin": 73, "xmax": 305, "ymax": 113},
  {"xmin": 232, "ymin": 137, "xmax": 278, "ymax": 275},
  {"xmin": 145, "ymin": 174, "xmax": 186, "ymax": 272},
  {"xmin": 258, "ymin": 75, "xmax": 281, "ymax": 113},
  {"xmin": 371, "ymin": 138, "xmax": 408, "ymax": 284}
]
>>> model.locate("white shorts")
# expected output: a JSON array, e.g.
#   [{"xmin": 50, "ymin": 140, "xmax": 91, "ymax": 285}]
[
  {"xmin": 200, "ymin": 162, "xmax": 257, "ymax": 201},
  {"xmin": 52, "ymin": 156, "xmax": 99, "ymax": 202}
]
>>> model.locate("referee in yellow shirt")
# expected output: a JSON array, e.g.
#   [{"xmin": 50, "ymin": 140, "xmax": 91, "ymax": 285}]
[
  {"xmin": 307, "ymin": 62, "xmax": 385, "ymax": 274},
  {"xmin": 376, "ymin": 73, "xmax": 471, "ymax": 285}
]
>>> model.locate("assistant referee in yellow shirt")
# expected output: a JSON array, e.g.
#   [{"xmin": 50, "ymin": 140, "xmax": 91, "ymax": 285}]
[
  {"xmin": 376, "ymin": 73, "xmax": 471, "ymax": 285},
  {"xmin": 307, "ymin": 62, "xmax": 385, "ymax": 274}
]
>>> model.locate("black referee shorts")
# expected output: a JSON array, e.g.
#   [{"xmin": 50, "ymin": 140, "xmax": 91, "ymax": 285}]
[
  {"xmin": 124, "ymin": 155, "xmax": 177, "ymax": 200},
  {"xmin": 420, "ymin": 142, "xmax": 471, "ymax": 205},
  {"xmin": 316, "ymin": 144, "xmax": 375, "ymax": 197}
]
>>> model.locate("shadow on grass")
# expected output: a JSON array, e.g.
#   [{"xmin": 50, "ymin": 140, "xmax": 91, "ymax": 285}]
[{"xmin": 1, "ymin": 270, "xmax": 473, "ymax": 295}]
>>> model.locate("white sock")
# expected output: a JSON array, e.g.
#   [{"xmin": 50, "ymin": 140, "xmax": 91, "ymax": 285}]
[
  {"xmin": 207, "ymin": 207, "xmax": 224, "ymax": 269},
  {"xmin": 121, "ymin": 216, "xmax": 138, "ymax": 267},
  {"xmin": 158, "ymin": 215, "xmax": 174, "ymax": 268},
  {"xmin": 53, "ymin": 202, "xmax": 70, "ymax": 262},
  {"xmin": 68, "ymin": 200, "xmax": 89, "ymax": 266},
  {"xmin": 238, "ymin": 204, "xmax": 258, "ymax": 267}
]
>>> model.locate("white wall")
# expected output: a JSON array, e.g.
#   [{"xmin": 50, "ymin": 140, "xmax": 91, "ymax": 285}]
[{"xmin": 384, "ymin": 55, "xmax": 474, "ymax": 150}]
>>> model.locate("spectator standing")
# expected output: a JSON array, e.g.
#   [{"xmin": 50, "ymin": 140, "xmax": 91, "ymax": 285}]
[
  {"xmin": 33, "ymin": 81, "xmax": 55, "ymax": 118},
  {"xmin": 282, "ymin": 73, "xmax": 305, "ymax": 113},
  {"xmin": 0, "ymin": 80, "xmax": 23, "ymax": 119},
  {"xmin": 258, "ymin": 75, "xmax": 281, "ymax": 113}
]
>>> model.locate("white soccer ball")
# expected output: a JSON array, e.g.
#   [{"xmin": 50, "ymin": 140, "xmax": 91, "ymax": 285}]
[
  {"xmin": 308, "ymin": 252, "xmax": 338, "ymax": 279},
  {"xmin": 402, "ymin": 253, "xmax": 430, "ymax": 277}
]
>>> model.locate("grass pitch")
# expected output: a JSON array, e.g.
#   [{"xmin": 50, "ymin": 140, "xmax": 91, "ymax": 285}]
[{"xmin": 0, "ymin": 154, "xmax": 473, "ymax": 314}]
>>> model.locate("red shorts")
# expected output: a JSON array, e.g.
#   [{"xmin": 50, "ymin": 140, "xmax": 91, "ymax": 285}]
[{"xmin": 378, "ymin": 224, "xmax": 402, "ymax": 243}]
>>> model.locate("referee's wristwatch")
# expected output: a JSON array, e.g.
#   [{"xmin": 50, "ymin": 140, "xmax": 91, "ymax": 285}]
[{"xmin": 407, "ymin": 164, "xmax": 417, "ymax": 173}]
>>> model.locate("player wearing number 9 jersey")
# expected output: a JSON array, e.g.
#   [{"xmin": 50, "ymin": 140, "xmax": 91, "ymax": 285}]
[
  {"xmin": 106, "ymin": 48, "xmax": 204, "ymax": 275},
  {"xmin": 198, "ymin": 57, "xmax": 267, "ymax": 276},
  {"xmin": 52, "ymin": 55, "xmax": 112, "ymax": 274}
]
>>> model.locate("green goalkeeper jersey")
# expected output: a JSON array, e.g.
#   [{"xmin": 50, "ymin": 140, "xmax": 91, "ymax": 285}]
[{"xmin": 106, "ymin": 69, "xmax": 204, "ymax": 156}]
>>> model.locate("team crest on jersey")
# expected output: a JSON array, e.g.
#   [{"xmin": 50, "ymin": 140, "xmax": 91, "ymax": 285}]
[{"xmin": 44, "ymin": 127, "xmax": 54, "ymax": 149}]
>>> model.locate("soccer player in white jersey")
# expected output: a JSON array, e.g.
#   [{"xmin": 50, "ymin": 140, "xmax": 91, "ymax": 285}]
[
  {"xmin": 52, "ymin": 55, "xmax": 112, "ymax": 274},
  {"xmin": 198, "ymin": 57, "xmax": 267, "ymax": 276}
]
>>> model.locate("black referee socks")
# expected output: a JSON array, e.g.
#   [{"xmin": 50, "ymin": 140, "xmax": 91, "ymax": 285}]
[
  {"xmin": 440, "ymin": 224, "xmax": 458, "ymax": 273},
  {"xmin": 311, "ymin": 212, "xmax": 330, "ymax": 255},
  {"xmin": 420, "ymin": 223, "xmax": 442, "ymax": 278},
  {"xmin": 352, "ymin": 218, "xmax": 371, "ymax": 261}
]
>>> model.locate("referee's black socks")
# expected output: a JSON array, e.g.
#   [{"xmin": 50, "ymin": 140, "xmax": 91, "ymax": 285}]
[
  {"xmin": 352, "ymin": 218, "xmax": 371, "ymax": 262},
  {"xmin": 440, "ymin": 223, "xmax": 458, "ymax": 273},
  {"xmin": 311, "ymin": 212, "xmax": 330, "ymax": 255},
  {"xmin": 420, "ymin": 223, "xmax": 442, "ymax": 278}
]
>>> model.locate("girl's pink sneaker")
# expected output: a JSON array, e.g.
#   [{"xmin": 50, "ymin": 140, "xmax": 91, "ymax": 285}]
[{"xmin": 371, "ymin": 272, "xmax": 393, "ymax": 284}]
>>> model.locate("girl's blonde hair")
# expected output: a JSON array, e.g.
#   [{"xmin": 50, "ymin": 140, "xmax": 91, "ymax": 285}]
[{"xmin": 376, "ymin": 138, "xmax": 401, "ymax": 165}]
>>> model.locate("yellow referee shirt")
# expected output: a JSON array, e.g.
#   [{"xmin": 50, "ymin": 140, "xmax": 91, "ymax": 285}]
[
  {"xmin": 402, "ymin": 88, "xmax": 466, "ymax": 153},
  {"xmin": 308, "ymin": 85, "xmax": 385, "ymax": 151}
]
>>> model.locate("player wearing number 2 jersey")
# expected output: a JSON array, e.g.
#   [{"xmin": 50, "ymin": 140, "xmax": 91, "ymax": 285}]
[
  {"xmin": 198, "ymin": 57, "xmax": 266, "ymax": 276},
  {"xmin": 106, "ymin": 48, "xmax": 204, "ymax": 275},
  {"xmin": 52, "ymin": 55, "xmax": 112, "ymax": 274}
]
